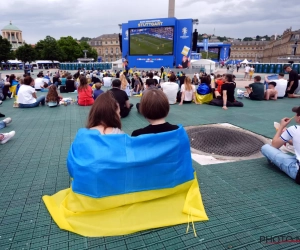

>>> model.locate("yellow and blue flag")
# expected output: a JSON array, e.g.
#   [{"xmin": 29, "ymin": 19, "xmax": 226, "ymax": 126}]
[{"xmin": 42, "ymin": 126, "xmax": 208, "ymax": 237}]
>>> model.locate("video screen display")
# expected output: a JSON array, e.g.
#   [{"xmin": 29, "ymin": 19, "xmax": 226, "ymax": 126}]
[
  {"xmin": 129, "ymin": 27, "xmax": 174, "ymax": 55},
  {"xmin": 199, "ymin": 48, "xmax": 219, "ymax": 60}
]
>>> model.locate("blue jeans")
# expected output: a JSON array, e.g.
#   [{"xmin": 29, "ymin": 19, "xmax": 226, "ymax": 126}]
[
  {"xmin": 19, "ymin": 96, "xmax": 45, "ymax": 108},
  {"xmin": 261, "ymin": 144, "xmax": 299, "ymax": 179},
  {"xmin": 0, "ymin": 121, "xmax": 6, "ymax": 130}
]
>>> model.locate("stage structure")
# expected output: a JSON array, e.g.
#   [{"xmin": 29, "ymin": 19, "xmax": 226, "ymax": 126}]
[
  {"xmin": 196, "ymin": 42, "xmax": 231, "ymax": 62},
  {"xmin": 122, "ymin": 17, "xmax": 193, "ymax": 69}
]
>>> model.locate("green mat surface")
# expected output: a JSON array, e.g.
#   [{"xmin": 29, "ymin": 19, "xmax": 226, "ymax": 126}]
[{"xmin": 1, "ymin": 90, "xmax": 300, "ymax": 249}]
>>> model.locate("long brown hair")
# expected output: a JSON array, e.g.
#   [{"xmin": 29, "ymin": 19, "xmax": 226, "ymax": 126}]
[
  {"xmin": 46, "ymin": 85, "xmax": 59, "ymax": 102},
  {"xmin": 183, "ymin": 76, "xmax": 192, "ymax": 91},
  {"xmin": 78, "ymin": 76, "xmax": 88, "ymax": 90},
  {"xmin": 86, "ymin": 91, "xmax": 121, "ymax": 131}
]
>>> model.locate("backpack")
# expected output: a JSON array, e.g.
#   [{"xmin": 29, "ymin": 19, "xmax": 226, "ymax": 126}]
[{"xmin": 197, "ymin": 83, "xmax": 210, "ymax": 95}]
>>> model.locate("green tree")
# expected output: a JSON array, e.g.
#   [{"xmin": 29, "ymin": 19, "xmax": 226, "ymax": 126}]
[
  {"xmin": 57, "ymin": 36, "xmax": 82, "ymax": 62},
  {"xmin": 80, "ymin": 41, "xmax": 98, "ymax": 61},
  {"xmin": 15, "ymin": 43, "xmax": 36, "ymax": 63},
  {"xmin": 78, "ymin": 37, "xmax": 92, "ymax": 42},
  {"xmin": 243, "ymin": 37, "xmax": 253, "ymax": 41},
  {"xmin": 0, "ymin": 35, "xmax": 12, "ymax": 69},
  {"xmin": 34, "ymin": 36, "xmax": 63, "ymax": 61}
]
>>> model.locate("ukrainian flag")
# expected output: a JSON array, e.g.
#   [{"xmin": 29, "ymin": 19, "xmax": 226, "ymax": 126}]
[{"xmin": 42, "ymin": 125, "xmax": 208, "ymax": 237}]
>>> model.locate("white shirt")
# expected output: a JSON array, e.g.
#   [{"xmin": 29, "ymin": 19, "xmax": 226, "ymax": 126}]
[
  {"xmin": 181, "ymin": 84, "xmax": 195, "ymax": 101},
  {"xmin": 245, "ymin": 66, "xmax": 250, "ymax": 73},
  {"xmin": 17, "ymin": 85, "xmax": 36, "ymax": 104},
  {"xmin": 34, "ymin": 78, "xmax": 45, "ymax": 90},
  {"xmin": 273, "ymin": 79, "xmax": 288, "ymax": 98},
  {"xmin": 281, "ymin": 125, "xmax": 300, "ymax": 162},
  {"xmin": 103, "ymin": 77, "xmax": 112, "ymax": 87},
  {"xmin": 161, "ymin": 81, "xmax": 178, "ymax": 104},
  {"xmin": 153, "ymin": 76, "xmax": 160, "ymax": 83}
]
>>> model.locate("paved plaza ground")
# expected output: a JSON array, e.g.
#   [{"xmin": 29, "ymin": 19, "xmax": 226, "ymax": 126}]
[{"xmin": 1, "ymin": 69, "xmax": 300, "ymax": 249}]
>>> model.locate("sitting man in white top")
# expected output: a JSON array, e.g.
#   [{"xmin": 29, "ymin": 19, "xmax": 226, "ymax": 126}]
[
  {"xmin": 261, "ymin": 106, "xmax": 300, "ymax": 184},
  {"xmin": 102, "ymin": 73, "xmax": 112, "ymax": 87},
  {"xmin": 161, "ymin": 73, "xmax": 179, "ymax": 104},
  {"xmin": 265, "ymin": 73, "xmax": 287, "ymax": 98}
]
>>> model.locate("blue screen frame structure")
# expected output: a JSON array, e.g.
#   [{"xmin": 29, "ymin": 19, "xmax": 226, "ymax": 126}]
[
  {"xmin": 129, "ymin": 26, "xmax": 174, "ymax": 56},
  {"xmin": 122, "ymin": 18, "xmax": 193, "ymax": 68}
]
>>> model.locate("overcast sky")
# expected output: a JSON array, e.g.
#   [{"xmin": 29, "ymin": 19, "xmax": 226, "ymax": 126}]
[{"xmin": 1, "ymin": 0, "xmax": 299, "ymax": 44}]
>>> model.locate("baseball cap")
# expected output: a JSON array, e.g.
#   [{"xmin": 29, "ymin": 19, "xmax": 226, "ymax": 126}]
[{"xmin": 292, "ymin": 106, "xmax": 300, "ymax": 116}]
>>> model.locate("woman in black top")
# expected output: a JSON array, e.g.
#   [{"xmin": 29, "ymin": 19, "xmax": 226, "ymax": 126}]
[
  {"xmin": 132, "ymin": 89, "xmax": 178, "ymax": 136},
  {"xmin": 65, "ymin": 75, "xmax": 76, "ymax": 93},
  {"xmin": 209, "ymin": 74, "xmax": 243, "ymax": 109}
]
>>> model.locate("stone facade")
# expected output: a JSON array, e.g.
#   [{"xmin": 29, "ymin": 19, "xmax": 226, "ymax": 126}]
[
  {"xmin": 88, "ymin": 34, "xmax": 121, "ymax": 62},
  {"xmin": 1, "ymin": 21, "xmax": 24, "ymax": 50},
  {"xmin": 230, "ymin": 40, "xmax": 267, "ymax": 62},
  {"xmin": 262, "ymin": 28, "xmax": 300, "ymax": 63}
]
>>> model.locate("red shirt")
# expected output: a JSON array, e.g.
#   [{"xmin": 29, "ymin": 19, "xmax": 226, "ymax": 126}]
[
  {"xmin": 216, "ymin": 79, "xmax": 224, "ymax": 93},
  {"xmin": 78, "ymin": 86, "xmax": 94, "ymax": 106}
]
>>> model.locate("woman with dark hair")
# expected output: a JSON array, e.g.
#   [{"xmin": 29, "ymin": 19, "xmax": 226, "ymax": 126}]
[
  {"xmin": 77, "ymin": 76, "xmax": 94, "ymax": 106},
  {"xmin": 132, "ymin": 89, "xmax": 178, "ymax": 136},
  {"xmin": 9, "ymin": 74, "xmax": 19, "ymax": 97},
  {"xmin": 86, "ymin": 91, "xmax": 123, "ymax": 134},
  {"xmin": 209, "ymin": 74, "xmax": 243, "ymax": 109},
  {"xmin": 17, "ymin": 76, "xmax": 45, "ymax": 108},
  {"xmin": 66, "ymin": 75, "xmax": 76, "ymax": 93}
]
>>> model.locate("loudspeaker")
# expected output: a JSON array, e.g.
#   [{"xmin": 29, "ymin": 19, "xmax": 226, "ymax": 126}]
[
  {"xmin": 192, "ymin": 29, "xmax": 198, "ymax": 52},
  {"xmin": 118, "ymin": 33, "xmax": 122, "ymax": 52},
  {"xmin": 218, "ymin": 49, "xmax": 221, "ymax": 60},
  {"xmin": 228, "ymin": 48, "xmax": 231, "ymax": 58}
]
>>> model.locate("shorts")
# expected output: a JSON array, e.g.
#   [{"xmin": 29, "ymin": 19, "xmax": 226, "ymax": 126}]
[
  {"xmin": 249, "ymin": 92, "xmax": 262, "ymax": 101},
  {"xmin": 287, "ymin": 81, "xmax": 299, "ymax": 94}
]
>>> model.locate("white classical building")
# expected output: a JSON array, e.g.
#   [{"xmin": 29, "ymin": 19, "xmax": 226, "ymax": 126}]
[{"xmin": 1, "ymin": 21, "xmax": 24, "ymax": 50}]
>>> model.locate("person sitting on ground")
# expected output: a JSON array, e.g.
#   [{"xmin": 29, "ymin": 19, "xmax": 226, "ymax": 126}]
[
  {"xmin": 60, "ymin": 74, "xmax": 67, "ymax": 86},
  {"xmin": 261, "ymin": 106, "xmax": 300, "ymax": 184},
  {"xmin": 132, "ymin": 73, "xmax": 142, "ymax": 95},
  {"xmin": 209, "ymin": 74, "xmax": 243, "ymax": 109},
  {"xmin": 109, "ymin": 79, "xmax": 133, "ymax": 118},
  {"xmin": 265, "ymin": 73, "xmax": 287, "ymax": 98},
  {"xmin": 192, "ymin": 74, "xmax": 199, "ymax": 85},
  {"xmin": 214, "ymin": 74, "xmax": 225, "ymax": 98},
  {"xmin": 132, "ymin": 89, "xmax": 178, "ymax": 136},
  {"xmin": 264, "ymin": 82, "xmax": 278, "ymax": 100},
  {"xmin": 18, "ymin": 76, "xmax": 46, "ymax": 108},
  {"xmin": 0, "ymin": 117, "xmax": 15, "ymax": 144},
  {"xmin": 93, "ymin": 82, "xmax": 104, "ymax": 100},
  {"xmin": 52, "ymin": 73, "xmax": 61, "ymax": 87},
  {"xmin": 195, "ymin": 75, "xmax": 213, "ymax": 104},
  {"xmin": 9, "ymin": 74, "xmax": 19, "ymax": 97},
  {"xmin": 283, "ymin": 65, "xmax": 300, "ymax": 98},
  {"xmin": 77, "ymin": 76, "xmax": 94, "ymax": 106},
  {"xmin": 245, "ymin": 75, "xmax": 264, "ymax": 101},
  {"xmin": 146, "ymin": 72, "xmax": 159, "ymax": 86},
  {"xmin": 179, "ymin": 76, "xmax": 198, "ymax": 105},
  {"xmin": 34, "ymin": 73, "xmax": 45, "ymax": 91},
  {"xmin": 66, "ymin": 75, "xmax": 76, "ymax": 93},
  {"xmin": 136, "ymin": 76, "xmax": 158, "ymax": 113},
  {"xmin": 41, "ymin": 83, "xmax": 49, "ymax": 92},
  {"xmin": 161, "ymin": 73, "xmax": 178, "ymax": 105},
  {"xmin": 46, "ymin": 85, "xmax": 62, "ymax": 107},
  {"xmin": 153, "ymin": 72, "xmax": 160, "ymax": 85},
  {"xmin": 120, "ymin": 73, "xmax": 130, "ymax": 96},
  {"xmin": 92, "ymin": 71, "xmax": 100, "ymax": 84},
  {"xmin": 102, "ymin": 73, "xmax": 112, "ymax": 87}
]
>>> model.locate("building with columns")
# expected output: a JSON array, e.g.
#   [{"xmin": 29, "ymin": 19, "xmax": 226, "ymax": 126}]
[
  {"xmin": 88, "ymin": 34, "xmax": 121, "ymax": 62},
  {"xmin": 1, "ymin": 21, "xmax": 24, "ymax": 50}
]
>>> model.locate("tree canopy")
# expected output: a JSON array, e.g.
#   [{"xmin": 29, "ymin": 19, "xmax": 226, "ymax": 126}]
[
  {"xmin": 0, "ymin": 36, "xmax": 12, "ymax": 65},
  {"xmin": 15, "ymin": 43, "xmax": 36, "ymax": 63}
]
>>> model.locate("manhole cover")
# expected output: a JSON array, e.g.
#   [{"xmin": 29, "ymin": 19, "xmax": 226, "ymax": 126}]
[{"xmin": 186, "ymin": 126, "xmax": 265, "ymax": 157}]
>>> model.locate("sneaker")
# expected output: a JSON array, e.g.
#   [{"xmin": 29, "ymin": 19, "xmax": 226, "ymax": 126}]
[
  {"xmin": 0, "ymin": 113, "xmax": 5, "ymax": 118},
  {"xmin": 0, "ymin": 131, "xmax": 15, "ymax": 144},
  {"xmin": 3, "ymin": 117, "xmax": 12, "ymax": 125},
  {"xmin": 0, "ymin": 100, "xmax": 2, "ymax": 105}
]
